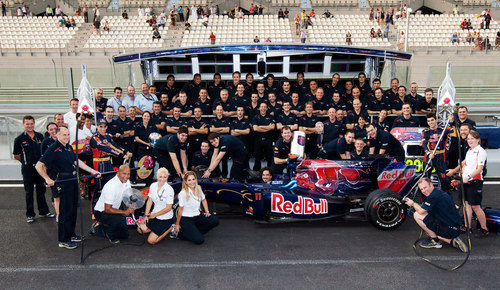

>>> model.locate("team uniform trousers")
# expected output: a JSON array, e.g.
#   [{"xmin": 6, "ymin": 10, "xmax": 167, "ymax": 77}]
[
  {"xmin": 178, "ymin": 215, "xmax": 220, "ymax": 244},
  {"xmin": 22, "ymin": 165, "xmax": 49, "ymax": 217},
  {"xmin": 55, "ymin": 177, "xmax": 79, "ymax": 243},
  {"xmin": 94, "ymin": 210, "xmax": 129, "ymax": 240}
]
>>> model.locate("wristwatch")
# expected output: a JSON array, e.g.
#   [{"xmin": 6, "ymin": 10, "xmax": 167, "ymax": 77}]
[{"xmin": 208, "ymin": 169, "xmax": 212, "ymax": 173}]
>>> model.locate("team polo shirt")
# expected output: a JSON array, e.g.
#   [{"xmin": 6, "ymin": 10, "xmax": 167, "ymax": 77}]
[
  {"xmin": 193, "ymin": 99, "xmax": 213, "ymax": 115},
  {"xmin": 463, "ymin": 145, "xmax": 487, "ymax": 181},
  {"xmin": 210, "ymin": 116, "xmax": 230, "ymax": 130},
  {"xmin": 178, "ymin": 188, "xmax": 205, "ymax": 217},
  {"xmin": 148, "ymin": 182, "xmax": 175, "ymax": 220},
  {"xmin": 393, "ymin": 115, "xmax": 420, "ymax": 128},
  {"xmin": 273, "ymin": 137, "xmax": 291, "ymax": 159},
  {"xmin": 252, "ymin": 114, "xmax": 275, "ymax": 140},
  {"xmin": 94, "ymin": 175, "xmax": 131, "ymax": 212},
  {"xmin": 276, "ymin": 112, "xmax": 298, "ymax": 127},
  {"xmin": 323, "ymin": 120, "xmax": 344, "ymax": 143},
  {"xmin": 421, "ymin": 189, "xmax": 461, "ymax": 227}
]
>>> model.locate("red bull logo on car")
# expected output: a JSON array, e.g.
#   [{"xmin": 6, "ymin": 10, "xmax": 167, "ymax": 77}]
[
  {"xmin": 271, "ymin": 193, "xmax": 328, "ymax": 215},
  {"xmin": 378, "ymin": 165, "xmax": 416, "ymax": 193}
]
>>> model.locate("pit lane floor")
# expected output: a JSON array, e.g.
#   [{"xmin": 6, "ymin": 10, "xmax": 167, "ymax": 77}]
[{"xmin": 0, "ymin": 185, "xmax": 498, "ymax": 289}]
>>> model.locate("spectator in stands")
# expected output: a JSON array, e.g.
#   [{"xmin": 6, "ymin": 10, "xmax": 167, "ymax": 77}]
[
  {"xmin": 16, "ymin": 7, "xmax": 22, "ymax": 17},
  {"xmin": 209, "ymin": 32, "xmax": 216, "ymax": 45},
  {"xmin": 474, "ymin": 32, "xmax": 483, "ymax": 50},
  {"xmin": 152, "ymin": 28, "xmax": 161, "ymax": 40},
  {"xmin": 369, "ymin": 8, "xmax": 374, "ymax": 23},
  {"xmin": 484, "ymin": 10, "xmax": 491, "ymax": 30},
  {"xmin": 294, "ymin": 14, "xmax": 300, "ymax": 35},
  {"xmin": 55, "ymin": 5, "xmax": 62, "ymax": 17},
  {"xmin": 370, "ymin": 28, "xmax": 376, "ymax": 38},
  {"xmin": 482, "ymin": 36, "xmax": 491, "ymax": 51},
  {"xmin": 300, "ymin": 29, "xmax": 306, "ymax": 43},
  {"xmin": 494, "ymin": 31, "xmax": 500, "ymax": 50},
  {"xmin": 305, "ymin": 16, "xmax": 313, "ymax": 29},
  {"xmin": 453, "ymin": 5, "xmax": 459, "ymax": 16},
  {"xmin": 58, "ymin": 17, "xmax": 66, "ymax": 27},
  {"xmin": 170, "ymin": 9, "xmax": 176, "ymax": 26},
  {"xmin": 82, "ymin": 4, "xmax": 88, "ymax": 22},
  {"xmin": 398, "ymin": 31, "xmax": 405, "ymax": 50},
  {"xmin": 103, "ymin": 20, "xmax": 109, "ymax": 32},
  {"xmin": 121, "ymin": 10, "xmax": 128, "ymax": 19},
  {"xmin": 46, "ymin": 5, "xmax": 53, "ymax": 17},
  {"xmin": 158, "ymin": 16, "xmax": 166, "ymax": 28},
  {"xmin": 451, "ymin": 32, "xmax": 460, "ymax": 45},
  {"xmin": 178, "ymin": 6, "xmax": 184, "ymax": 22},
  {"xmin": 309, "ymin": 9, "xmax": 316, "ymax": 18},
  {"xmin": 1, "ymin": 2, "xmax": 6, "ymax": 17},
  {"xmin": 202, "ymin": 14, "xmax": 209, "ymax": 27},
  {"xmin": 278, "ymin": 8, "xmax": 284, "ymax": 19},
  {"xmin": 265, "ymin": 37, "xmax": 271, "ymax": 43},
  {"xmin": 93, "ymin": 16, "xmax": 101, "ymax": 35},
  {"xmin": 346, "ymin": 31, "xmax": 352, "ymax": 45},
  {"xmin": 258, "ymin": 4, "xmax": 264, "ymax": 15},
  {"xmin": 254, "ymin": 36, "xmax": 260, "ymax": 43},
  {"xmin": 460, "ymin": 19, "xmax": 467, "ymax": 30},
  {"xmin": 376, "ymin": 28, "xmax": 382, "ymax": 38},
  {"xmin": 93, "ymin": 5, "xmax": 100, "ymax": 22},
  {"xmin": 249, "ymin": 3, "xmax": 256, "ymax": 15},
  {"xmin": 465, "ymin": 32, "xmax": 472, "ymax": 44},
  {"xmin": 183, "ymin": 21, "xmax": 191, "ymax": 31},
  {"xmin": 323, "ymin": 9, "xmax": 332, "ymax": 18}
]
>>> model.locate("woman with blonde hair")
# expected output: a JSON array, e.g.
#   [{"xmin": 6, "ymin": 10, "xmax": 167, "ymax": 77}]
[
  {"xmin": 173, "ymin": 171, "xmax": 219, "ymax": 244},
  {"xmin": 137, "ymin": 168, "xmax": 175, "ymax": 244}
]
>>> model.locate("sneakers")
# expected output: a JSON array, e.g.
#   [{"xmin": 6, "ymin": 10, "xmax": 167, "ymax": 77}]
[
  {"xmin": 42, "ymin": 212, "xmax": 56, "ymax": 218},
  {"xmin": 452, "ymin": 237, "xmax": 469, "ymax": 253},
  {"xmin": 71, "ymin": 235, "xmax": 84, "ymax": 242},
  {"xmin": 418, "ymin": 238, "xmax": 443, "ymax": 249},
  {"xmin": 108, "ymin": 238, "xmax": 120, "ymax": 244},
  {"xmin": 26, "ymin": 216, "xmax": 35, "ymax": 223},
  {"xmin": 58, "ymin": 242, "xmax": 78, "ymax": 249},
  {"xmin": 55, "ymin": 216, "xmax": 58, "ymax": 223},
  {"xmin": 461, "ymin": 226, "xmax": 473, "ymax": 234},
  {"xmin": 475, "ymin": 228, "xmax": 489, "ymax": 238},
  {"xmin": 89, "ymin": 221, "xmax": 100, "ymax": 235}
]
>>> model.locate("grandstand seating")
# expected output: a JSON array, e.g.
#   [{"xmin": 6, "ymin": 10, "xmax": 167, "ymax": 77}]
[
  {"xmin": 0, "ymin": 16, "xmax": 83, "ymax": 50},
  {"xmin": 310, "ymin": 0, "xmax": 358, "ymax": 7},
  {"xmin": 83, "ymin": 15, "xmax": 166, "ymax": 49},
  {"xmin": 369, "ymin": 0, "xmax": 399, "ymax": 5},
  {"xmin": 119, "ymin": 0, "xmax": 171, "ymax": 7},
  {"xmin": 462, "ymin": 0, "xmax": 491, "ymax": 6},
  {"xmin": 394, "ymin": 14, "xmax": 499, "ymax": 47},
  {"xmin": 270, "ymin": 0, "xmax": 301, "ymax": 7},
  {"xmin": 307, "ymin": 15, "xmax": 391, "ymax": 47},
  {"xmin": 181, "ymin": 15, "xmax": 293, "ymax": 46},
  {"xmin": 78, "ymin": 1, "xmax": 112, "ymax": 8}
]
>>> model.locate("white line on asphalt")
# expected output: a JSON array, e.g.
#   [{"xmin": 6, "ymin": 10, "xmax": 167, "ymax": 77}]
[{"xmin": 0, "ymin": 256, "xmax": 499, "ymax": 273}]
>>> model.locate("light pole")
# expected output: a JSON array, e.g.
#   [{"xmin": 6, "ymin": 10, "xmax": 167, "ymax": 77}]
[{"xmin": 404, "ymin": 8, "xmax": 413, "ymax": 52}]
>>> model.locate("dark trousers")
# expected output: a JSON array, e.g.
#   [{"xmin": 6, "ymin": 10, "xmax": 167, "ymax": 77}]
[
  {"xmin": 22, "ymin": 165, "xmax": 49, "ymax": 217},
  {"xmin": 253, "ymin": 137, "xmax": 273, "ymax": 171},
  {"xmin": 230, "ymin": 155, "xmax": 248, "ymax": 181},
  {"xmin": 58, "ymin": 180, "xmax": 78, "ymax": 242},
  {"xmin": 271, "ymin": 162, "xmax": 287, "ymax": 175},
  {"xmin": 305, "ymin": 134, "xmax": 319, "ymax": 159},
  {"xmin": 94, "ymin": 210, "xmax": 129, "ymax": 240},
  {"xmin": 178, "ymin": 215, "xmax": 219, "ymax": 244},
  {"xmin": 428, "ymin": 153, "xmax": 450, "ymax": 191}
]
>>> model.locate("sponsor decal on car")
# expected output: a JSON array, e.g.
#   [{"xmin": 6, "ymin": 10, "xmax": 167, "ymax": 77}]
[{"xmin": 271, "ymin": 193, "xmax": 328, "ymax": 215}]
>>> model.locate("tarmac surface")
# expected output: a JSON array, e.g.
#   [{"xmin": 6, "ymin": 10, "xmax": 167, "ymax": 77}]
[{"xmin": 0, "ymin": 184, "xmax": 498, "ymax": 289}]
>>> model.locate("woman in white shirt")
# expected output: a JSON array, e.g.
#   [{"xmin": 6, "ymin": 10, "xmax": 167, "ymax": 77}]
[
  {"xmin": 174, "ymin": 171, "xmax": 219, "ymax": 244},
  {"xmin": 137, "ymin": 168, "xmax": 175, "ymax": 244},
  {"xmin": 462, "ymin": 131, "xmax": 489, "ymax": 237}
]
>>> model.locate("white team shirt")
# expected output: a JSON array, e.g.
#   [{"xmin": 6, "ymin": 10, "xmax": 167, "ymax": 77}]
[
  {"xmin": 64, "ymin": 111, "xmax": 77, "ymax": 129},
  {"xmin": 178, "ymin": 187, "xmax": 205, "ymax": 217},
  {"xmin": 463, "ymin": 145, "xmax": 487, "ymax": 181},
  {"xmin": 148, "ymin": 182, "xmax": 175, "ymax": 220},
  {"xmin": 95, "ymin": 175, "xmax": 131, "ymax": 212},
  {"xmin": 69, "ymin": 124, "xmax": 95, "ymax": 144}
]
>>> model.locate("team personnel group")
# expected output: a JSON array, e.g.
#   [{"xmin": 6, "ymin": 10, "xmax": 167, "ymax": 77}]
[{"xmin": 13, "ymin": 71, "xmax": 489, "ymax": 250}]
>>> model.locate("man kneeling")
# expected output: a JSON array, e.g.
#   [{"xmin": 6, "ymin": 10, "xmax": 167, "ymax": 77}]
[
  {"xmin": 404, "ymin": 178, "xmax": 468, "ymax": 252},
  {"xmin": 91, "ymin": 165, "xmax": 134, "ymax": 244}
]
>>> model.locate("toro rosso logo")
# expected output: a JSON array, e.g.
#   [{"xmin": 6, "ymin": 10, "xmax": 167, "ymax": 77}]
[
  {"xmin": 297, "ymin": 136, "xmax": 305, "ymax": 146},
  {"xmin": 271, "ymin": 193, "xmax": 328, "ymax": 215}
]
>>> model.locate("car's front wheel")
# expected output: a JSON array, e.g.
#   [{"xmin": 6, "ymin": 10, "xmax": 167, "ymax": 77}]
[{"xmin": 365, "ymin": 189, "xmax": 406, "ymax": 230}]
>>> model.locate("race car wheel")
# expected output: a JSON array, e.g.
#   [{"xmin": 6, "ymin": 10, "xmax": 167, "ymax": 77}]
[{"xmin": 365, "ymin": 189, "xmax": 406, "ymax": 231}]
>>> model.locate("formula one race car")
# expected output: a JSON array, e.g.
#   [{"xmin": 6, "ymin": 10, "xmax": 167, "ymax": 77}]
[{"xmin": 166, "ymin": 158, "xmax": 417, "ymax": 231}]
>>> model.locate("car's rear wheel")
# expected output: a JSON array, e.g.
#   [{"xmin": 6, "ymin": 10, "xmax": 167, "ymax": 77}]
[{"xmin": 365, "ymin": 189, "xmax": 406, "ymax": 230}]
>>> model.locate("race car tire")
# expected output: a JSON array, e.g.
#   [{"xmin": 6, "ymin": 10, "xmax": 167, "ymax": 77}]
[{"xmin": 365, "ymin": 189, "xmax": 406, "ymax": 231}]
